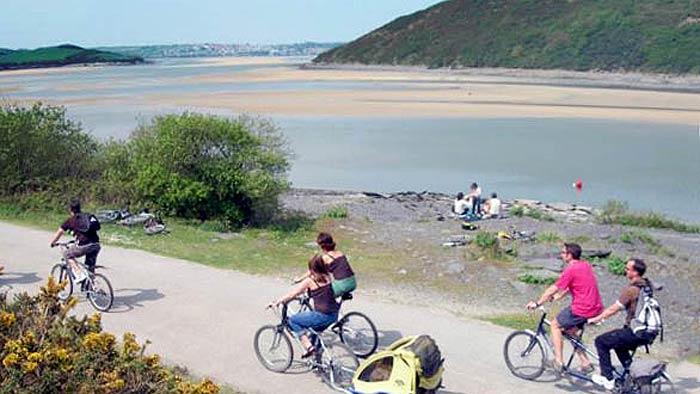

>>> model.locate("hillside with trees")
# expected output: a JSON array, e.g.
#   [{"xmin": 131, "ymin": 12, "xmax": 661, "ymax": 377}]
[
  {"xmin": 0, "ymin": 44, "xmax": 143, "ymax": 71},
  {"xmin": 314, "ymin": 0, "xmax": 700, "ymax": 74}
]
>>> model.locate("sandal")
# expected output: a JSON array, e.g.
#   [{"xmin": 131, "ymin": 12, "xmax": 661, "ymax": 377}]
[
  {"xmin": 579, "ymin": 364, "xmax": 595, "ymax": 375},
  {"xmin": 301, "ymin": 345, "xmax": 316, "ymax": 359}
]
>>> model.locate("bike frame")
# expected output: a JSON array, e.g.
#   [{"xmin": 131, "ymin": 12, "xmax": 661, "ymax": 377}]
[
  {"xmin": 274, "ymin": 302, "xmax": 348, "ymax": 391},
  {"xmin": 530, "ymin": 308, "xmax": 629, "ymax": 385}
]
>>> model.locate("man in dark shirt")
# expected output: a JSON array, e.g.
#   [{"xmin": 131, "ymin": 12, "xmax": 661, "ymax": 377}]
[
  {"xmin": 587, "ymin": 258, "xmax": 655, "ymax": 390},
  {"xmin": 49, "ymin": 199, "xmax": 101, "ymax": 282}
]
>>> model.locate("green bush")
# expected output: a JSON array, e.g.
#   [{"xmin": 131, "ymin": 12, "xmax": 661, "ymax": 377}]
[
  {"xmin": 0, "ymin": 103, "xmax": 100, "ymax": 201},
  {"xmin": 322, "ymin": 205, "xmax": 348, "ymax": 219},
  {"xmin": 509, "ymin": 206, "xmax": 525, "ymax": 217},
  {"xmin": 102, "ymin": 113, "xmax": 290, "ymax": 228},
  {"xmin": 0, "ymin": 280, "xmax": 219, "ymax": 393},
  {"xmin": 597, "ymin": 200, "xmax": 700, "ymax": 233},
  {"xmin": 518, "ymin": 273, "xmax": 557, "ymax": 286},
  {"xmin": 591, "ymin": 254, "xmax": 627, "ymax": 276}
]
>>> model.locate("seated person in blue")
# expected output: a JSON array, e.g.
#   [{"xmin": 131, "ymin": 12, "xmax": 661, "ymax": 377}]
[{"xmin": 269, "ymin": 254, "xmax": 339, "ymax": 358}]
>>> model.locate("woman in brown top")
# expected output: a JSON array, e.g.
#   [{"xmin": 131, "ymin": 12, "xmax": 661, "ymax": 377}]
[
  {"xmin": 270, "ymin": 254, "xmax": 339, "ymax": 357},
  {"xmin": 317, "ymin": 232, "xmax": 357, "ymax": 297}
]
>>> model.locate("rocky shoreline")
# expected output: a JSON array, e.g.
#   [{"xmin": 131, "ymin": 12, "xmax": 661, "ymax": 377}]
[{"xmin": 282, "ymin": 188, "xmax": 700, "ymax": 359}]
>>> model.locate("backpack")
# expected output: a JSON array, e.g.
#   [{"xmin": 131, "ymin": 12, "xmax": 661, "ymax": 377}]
[
  {"xmin": 630, "ymin": 284, "xmax": 663, "ymax": 345},
  {"xmin": 75, "ymin": 212, "xmax": 101, "ymax": 234}
]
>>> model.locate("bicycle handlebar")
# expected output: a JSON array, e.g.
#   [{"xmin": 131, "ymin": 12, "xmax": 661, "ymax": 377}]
[{"xmin": 51, "ymin": 240, "xmax": 76, "ymax": 248}]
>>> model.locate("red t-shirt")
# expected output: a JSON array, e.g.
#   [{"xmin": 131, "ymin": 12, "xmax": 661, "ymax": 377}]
[{"xmin": 555, "ymin": 260, "xmax": 603, "ymax": 318}]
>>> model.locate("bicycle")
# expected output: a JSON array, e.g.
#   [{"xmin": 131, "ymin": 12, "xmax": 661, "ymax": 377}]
[
  {"xmin": 254, "ymin": 300, "xmax": 359, "ymax": 392},
  {"xmin": 50, "ymin": 240, "xmax": 114, "ymax": 312},
  {"xmin": 289, "ymin": 292, "xmax": 379, "ymax": 358},
  {"xmin": 503, "ymin": 306, "xmax": 674, "ymax": 393}
]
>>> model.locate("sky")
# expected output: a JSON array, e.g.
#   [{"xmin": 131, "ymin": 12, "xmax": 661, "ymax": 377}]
[{"xmin": 1, "ymin": 0, "xmax": 443, "ymax": 49}]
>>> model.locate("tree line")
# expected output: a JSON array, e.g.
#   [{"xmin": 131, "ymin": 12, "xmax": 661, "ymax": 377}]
[{"xmin": 0, "ymin": 103, "xmax": 291, "ymax": 228}]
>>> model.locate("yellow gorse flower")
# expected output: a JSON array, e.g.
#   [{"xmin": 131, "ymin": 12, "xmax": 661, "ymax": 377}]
[
  {"xmin": 0, "ymin": 311, "xmax": 17, "ymax": 327},
  {"xmin": 83, "ymin": 332, "xmax": 116, "ymax": 353},
  {"xmin": 2, "ymin": 353, "xmax": 19, "ymax": 368},
  {"xmin": 22, "ymin": 361, "xmax": 38, "ymax": 373}
]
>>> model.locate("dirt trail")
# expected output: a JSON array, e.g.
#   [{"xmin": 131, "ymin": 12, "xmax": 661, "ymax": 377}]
[{"xmin": 1, "ymin": 221, "xmax": 698, "ymax": 394}]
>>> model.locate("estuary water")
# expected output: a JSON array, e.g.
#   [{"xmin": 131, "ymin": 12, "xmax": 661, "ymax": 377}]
[{"xmin": 1, "ymin": 57, "xmax": 699, "ymax": 222}]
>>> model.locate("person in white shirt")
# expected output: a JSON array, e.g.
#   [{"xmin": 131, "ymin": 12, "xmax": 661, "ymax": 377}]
[
  {"xmin": 484, "ymin": 192, "xmax": 501, "ymax": 218},
  {"xmin": 468, "ymin": 182, "xmax": 482, "ymax": 215},
  {"xmin": 453, "ymin": 192, "xmax": 469, "ymax": 216}
]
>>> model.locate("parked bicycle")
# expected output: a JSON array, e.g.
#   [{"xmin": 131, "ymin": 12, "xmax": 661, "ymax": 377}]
[
  {"xmin": 503, "ymin": 306, "xmax": 674, "ymax": 393},
  {"xmin": 289, "ymin": 292, "xmax": 378, "ymax": 358},
  {"xmin": 50, "ymin": 240, "xmax": 114, "ymax": 312},
  {"xmin": 254, "ymin": 300, "xmax": 359, "ymax": 392}
]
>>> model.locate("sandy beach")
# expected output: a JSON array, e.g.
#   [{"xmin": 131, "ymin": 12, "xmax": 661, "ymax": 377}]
[{"xmin": 11, "ymin": 57, "xmax": 698, "ymax": 125}]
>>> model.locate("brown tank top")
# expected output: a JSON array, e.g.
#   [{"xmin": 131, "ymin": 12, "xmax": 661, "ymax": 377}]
[
  {"xmin": 326, "ymin": 254, "xmax": 354, "ymax": 280},
  {"xmin": 309, "ymin": 279, "xmax": 339, "ymax": 314}
]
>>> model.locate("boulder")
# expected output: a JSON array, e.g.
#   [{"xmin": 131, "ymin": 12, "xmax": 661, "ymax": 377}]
[
  {"xmin": 521, "ymin": 258, "xmax": 563, "ymax": 272},
  {"xmin": 547, "ymin": 202, "xmax": 575, "ymax": 212}
]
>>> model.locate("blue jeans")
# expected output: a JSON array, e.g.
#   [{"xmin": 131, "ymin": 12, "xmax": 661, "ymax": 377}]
[{"xmin": 288, "ymin": 311, "xmax": 338, "ymax": 338}]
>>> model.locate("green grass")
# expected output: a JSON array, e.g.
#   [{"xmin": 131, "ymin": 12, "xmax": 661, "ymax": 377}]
[
  {"xmin": 0, "ymin": 203, "xmax": 401, "ymax": 281},
  {"xmin": 687, "ymin": 353, "xmax": 700, "ymax": 365},
  {"xmin": 483, "ymin": 313, "xmax": 540, "ymax": 330},
  {"xmin": 509, "ymin": 205, "xmax": 554, "ymax": 222},
  {"xmin": 598, "ymin": 200, "xmax": 700, "ymax": 234},
  {"xmin": 518, "ymin": 273, "xmax": 557, "ymax": 286},
  {"xmin": 591, "ymin": 254, "xmax": 627, "ymax": 276},
  {"xmin": 322, "ymin": 205, "xmax": 348, "ymax": 219}
]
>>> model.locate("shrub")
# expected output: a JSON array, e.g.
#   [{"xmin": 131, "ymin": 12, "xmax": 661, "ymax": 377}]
[
  {"xmin": 102, "ymin": 113, "xmax": 290, "ymax": 228},
  {"xmin": 0, "ymin": 103, "xmax": 100, "ymax": 201},
  {"xmin": 0, "ymin": 279, "xmax": 219, "ymax": 393},
  {"xmin": 597, "ymin": 200, "xmax": 700, "ymax": 234},
  {"xmin": 322, "ymin": 205, "xmax": 348, "ymax": 219},
  {"xmin": 518, "ymin": 273, "xmax": 557, "ymax": 286},
  {"xmin": 591, "ymin": 254, "xmax": 627, "ymax": 276},
  {"xmin": 509, "ymin": 206, "xmax": 525, "ymax": 217}
]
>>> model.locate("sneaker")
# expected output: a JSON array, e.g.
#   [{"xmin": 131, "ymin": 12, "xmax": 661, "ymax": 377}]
[
  {"xmin": 592, "ymin": 374, "xmax": 615, "ymax": 390},
  {"xmin": 74, "ymin": 269, "xmax": 88, "ymax": 284}
]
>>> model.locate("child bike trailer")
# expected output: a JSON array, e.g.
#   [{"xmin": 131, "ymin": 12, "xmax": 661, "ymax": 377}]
[{"xmin": 350, "ymin": 335, "xmax": 444, "ymax": 394}]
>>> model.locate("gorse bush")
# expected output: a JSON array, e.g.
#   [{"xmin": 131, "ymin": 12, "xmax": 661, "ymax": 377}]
[
  {"xmin": 103, "ymin": 113, "xmax": 290, "ymax": 228},
  {"xmin": 0, "ymin": 279, "xmax": 219, "ymax": 394}
]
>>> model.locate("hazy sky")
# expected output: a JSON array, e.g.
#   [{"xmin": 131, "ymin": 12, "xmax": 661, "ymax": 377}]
[{"xmin": 1, "ymin": 0, "xmax": 442, "ymax": 48}]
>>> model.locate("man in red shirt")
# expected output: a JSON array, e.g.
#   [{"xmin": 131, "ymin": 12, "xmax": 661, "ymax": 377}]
[{"xmin": 527, "ymin": 243, "xmax": 603, "ymax": 372}]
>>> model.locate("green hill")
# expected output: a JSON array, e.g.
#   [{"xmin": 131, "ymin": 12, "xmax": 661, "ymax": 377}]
[
  {"xmin": 0, "ymin": 44, "xmax": 143, "ymax": 71},
  {"xmin": 314, "ymin": 0, "xmax": 700, "ymax": 74}
]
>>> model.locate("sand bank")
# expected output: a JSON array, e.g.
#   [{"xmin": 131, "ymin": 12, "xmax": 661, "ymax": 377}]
[{"xmin": 10, "ymin": 57, "xmax": 700, "ymax": 125}]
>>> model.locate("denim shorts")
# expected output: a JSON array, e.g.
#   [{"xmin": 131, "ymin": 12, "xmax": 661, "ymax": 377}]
[{"xmin": 556, "ymin": 306, "xmax": 588, "ymax": 329}]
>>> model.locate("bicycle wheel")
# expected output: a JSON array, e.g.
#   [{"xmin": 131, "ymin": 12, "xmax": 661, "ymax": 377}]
[
  {"xmin": 319, "ymin": 341, "xmax": 359, "ymax": 390},
  {"xmin": 337, "ymin": 311, "xmax": 378, "ymax": 358},
  {"xmin": 254, "ymin": 325, "xmax": 293, "ymax": 372},
  {"xmin": 50, "ymin": 264, "xmax": 73, "ymax": 300},
  {"xmin": 86, "ymin": 273, "xmax": 114, "ymax": 312},
  {"xmin": 503, "ymin": 330, "xmax": 546, "ymax": 380}
]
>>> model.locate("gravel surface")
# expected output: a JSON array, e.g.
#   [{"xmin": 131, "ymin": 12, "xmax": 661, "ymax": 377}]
[{"xmin": 282, "ymin": 188, "xmax": 700, "ymax": 358}]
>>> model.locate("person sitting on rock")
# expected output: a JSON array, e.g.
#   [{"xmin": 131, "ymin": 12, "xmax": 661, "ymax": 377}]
[
  {"xmin": 453, "ymin": 192, "xmax": 469, "ymax": 217},
  {"xmin": 482, "ymin": 192, "xmax": 501, "ymax": 218}
]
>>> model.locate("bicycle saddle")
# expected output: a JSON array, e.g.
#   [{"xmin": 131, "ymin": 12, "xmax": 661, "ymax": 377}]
[{"xmin": 341, "ymin": 292, "xmax": 354, "ymax": 301}]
